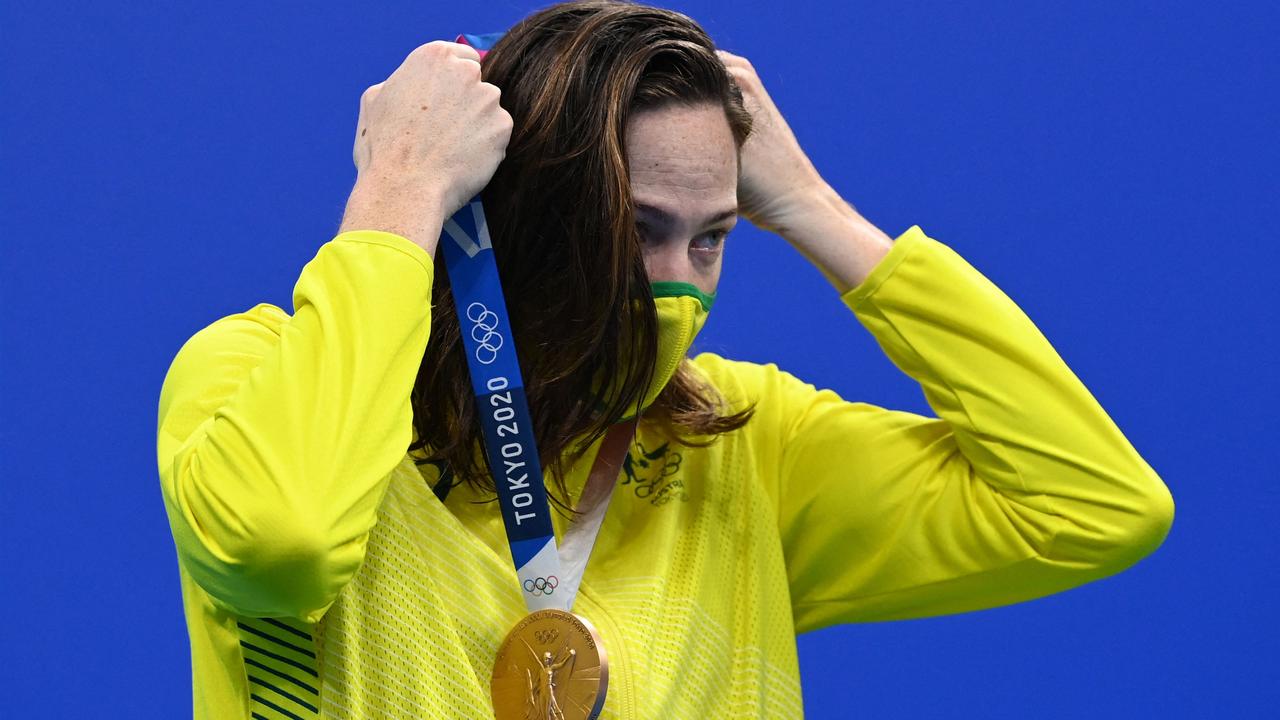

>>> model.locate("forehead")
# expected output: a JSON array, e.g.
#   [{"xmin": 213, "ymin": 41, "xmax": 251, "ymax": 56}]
[{"xmin": 625, "ymin": 103, "xmax": 738, "ymax": 212}]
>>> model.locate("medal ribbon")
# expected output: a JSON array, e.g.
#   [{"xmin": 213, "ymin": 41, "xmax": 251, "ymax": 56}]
[
  {"xmin": 439, "ymin": 197, "xmax": 563, "ymax": 612},
  {"xmin": 451, "ymin": 32, "xmax": 621, "ymax": 718},
  {"xmin": 440, "ymin": 197, "xmax": 631, "ymax": 613}
]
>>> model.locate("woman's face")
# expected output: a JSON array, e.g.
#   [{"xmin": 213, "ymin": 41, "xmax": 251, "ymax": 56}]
[{"xmin": 626, "ymin": 102, "xmax": 739, "ymax": 296}]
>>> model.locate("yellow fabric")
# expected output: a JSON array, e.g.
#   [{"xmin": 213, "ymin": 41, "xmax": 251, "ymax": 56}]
[
  {"xmin": 156, "ymin": 225, "xmax": 1174, "ymax": 718},
  {"xmin": 601, "ymin": 289, "xmax": 710, "ymax": 421}
]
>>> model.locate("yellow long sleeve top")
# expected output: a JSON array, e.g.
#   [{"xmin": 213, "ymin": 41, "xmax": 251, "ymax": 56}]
[{"xmin": 156, "ymin": 225, "xmax": 1174, "ymax": 719}]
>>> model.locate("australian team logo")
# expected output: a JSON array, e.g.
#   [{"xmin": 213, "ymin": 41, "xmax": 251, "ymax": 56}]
[
  {"xmin": 466, "ymin": 301, "xmax": 503, "ymax": 365},
  {"xmin": 523, "ymin": 575, "xmax": 559, "ymax": 597},
  {"xmin": 621, "ymin": 440, "xmax": 687, "ymax": 506}
]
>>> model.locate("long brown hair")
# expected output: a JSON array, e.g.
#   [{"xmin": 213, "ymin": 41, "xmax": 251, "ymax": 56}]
[{"xmin": 409, "ymin": 0, "xmax": 755, "ymax": 508}]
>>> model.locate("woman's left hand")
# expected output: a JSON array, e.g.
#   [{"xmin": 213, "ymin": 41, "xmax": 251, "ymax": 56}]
[
  {"xmin": 717, "ymin": 49, "xmax": 829, "ymax": 235},
  {"xmin": 717, "ymin": 49, "xmax": 894, "ymax": 292}
]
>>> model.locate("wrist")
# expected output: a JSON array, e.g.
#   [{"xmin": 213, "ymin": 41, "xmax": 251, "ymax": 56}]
[
  {"xmin": 773, "ymin": 184, "xmax": 894, "ymax": 293},
  {"xmin": 770, "ymin": 180, "xmax": 858, "ymax": 235},
  {"xmin": 340, "ymin": 172, "xmax": 448, "ymax": 254}
]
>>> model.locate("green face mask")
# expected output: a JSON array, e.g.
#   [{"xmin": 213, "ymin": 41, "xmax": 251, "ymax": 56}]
[{"xmin": 596, "ymin": 281, "xmax": 715, "ymax": 422}]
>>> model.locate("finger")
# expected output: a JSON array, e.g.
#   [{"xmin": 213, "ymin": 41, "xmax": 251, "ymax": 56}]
[
  {"xmin": 360, "ymin": 82, "xmax": 383, "ymax": 109},
  {"xmin": 445, "ymin": 41, "xmax": 482, "ymax": 63},
  {"xmin": 353, "ymin": 107, "xmax": 369, "ymax": 168},
  {"xmin": 354, "ymin": 83, "xmax": 381, "ymax": 169},
  {"xmin": 725, "ymin": 65, "xmax": 762, "ymax": 94},
  {"xmin": 716, "ymin": 49, "xmax": 751, "ymax": 69},
  {"xmin": 414, "ymin": 39, "xmax": 481, "ymax": 61},
  {"xmin": 405, "ymin": 40, "xmax": 481, "ymax": 73}
]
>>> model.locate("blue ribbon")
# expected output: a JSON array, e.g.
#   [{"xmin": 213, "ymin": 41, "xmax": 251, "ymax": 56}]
[{"xmin": 439, "ymin": 198, "xmax": 557, "ymax": 573}]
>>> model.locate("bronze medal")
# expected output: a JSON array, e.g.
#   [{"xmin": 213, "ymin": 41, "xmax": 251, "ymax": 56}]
[{"xmin": 491, "ymin": 609, "xmax": 609, "ymax": 720}]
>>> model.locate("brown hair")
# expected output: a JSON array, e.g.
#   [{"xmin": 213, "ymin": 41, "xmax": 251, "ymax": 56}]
[{"xmin": 409, "ymin": 0, "xmax": 755, "ymax": 508}]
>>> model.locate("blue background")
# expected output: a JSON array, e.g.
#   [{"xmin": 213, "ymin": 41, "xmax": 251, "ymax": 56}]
[{"xmin": 2, "ymin": 1, "xmax": 1275, "ymax": 717}]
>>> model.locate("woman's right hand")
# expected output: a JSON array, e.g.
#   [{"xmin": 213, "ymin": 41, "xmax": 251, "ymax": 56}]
[{"xmin": 345, "ymin": 41, "xmax": 513, "ymax": 246}]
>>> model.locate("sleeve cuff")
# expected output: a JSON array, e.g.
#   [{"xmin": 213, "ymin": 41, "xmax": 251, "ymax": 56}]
[
  {"xmin": 332, "ymin": 229, "xmax": 435, "ymax": 276},
  {"xmin": 839, "ymin": 225, "xmax": 929, "ymax": 310}
]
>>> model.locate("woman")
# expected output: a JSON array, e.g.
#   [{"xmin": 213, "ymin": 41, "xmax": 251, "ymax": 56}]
[{"xmin": 155, "ymin": 2, "xmax": 1174, "ymax": 718}]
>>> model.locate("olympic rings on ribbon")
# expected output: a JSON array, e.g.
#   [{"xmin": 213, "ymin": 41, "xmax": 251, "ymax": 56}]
[
  {"xmin": 522, "ymin": 575, "xmax": 559, "ymax": 596},
  {"xmin": 466, "ymin": 301, "xmax": 503, "ymax": 365}
]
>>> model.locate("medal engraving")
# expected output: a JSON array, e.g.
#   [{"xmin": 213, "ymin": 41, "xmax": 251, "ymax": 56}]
[{"xmin": 492, "ymin": 609, "xmax": 609, "ymax": 720}]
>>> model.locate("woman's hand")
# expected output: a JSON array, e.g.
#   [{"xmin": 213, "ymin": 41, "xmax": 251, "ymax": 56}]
[
  {"xmin": 342, "ymin": 41, "xmax": 513, "ymax": 251},
  {"xmin": 717, "ymin": 49, "xmax": 893, "ymax": 292},
  {"xmin": 716, "ymin": 49, "xmax": 827, "ymax": 236}
]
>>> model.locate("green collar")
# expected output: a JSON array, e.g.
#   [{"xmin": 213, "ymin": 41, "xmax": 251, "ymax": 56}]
[{"xmin": 650, "ymin": 281, "xmax": 716, "ymax": 312}]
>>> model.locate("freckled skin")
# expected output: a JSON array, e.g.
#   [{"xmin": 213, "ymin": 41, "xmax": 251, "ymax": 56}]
[{"xmin": 625, "ymin": 103, "xmax": 739, "ymax": 296}]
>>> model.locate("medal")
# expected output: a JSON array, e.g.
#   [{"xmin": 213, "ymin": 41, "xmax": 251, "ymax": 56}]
[
  {"xmin": 491, "ymin": 609, "xmax": 609, "ymax": 720},
  {"xmin": 440, "ymin": 150, "xmax": 636, "ymax": 720},
  {"xmin": 486, "ymin": 421, "xmax": 633, "ymax": 720}
]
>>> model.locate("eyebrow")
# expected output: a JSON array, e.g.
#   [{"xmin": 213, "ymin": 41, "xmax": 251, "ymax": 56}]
[{"xmin": 636, "ymin": 203, "xmax": 739, "ymax": 228}]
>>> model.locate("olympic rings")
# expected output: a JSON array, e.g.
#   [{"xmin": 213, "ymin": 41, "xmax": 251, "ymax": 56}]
[
  {"xmin": 466, "ymin": 301, "xmax": 503, "ymax": 365},
  {"xmin": 522, "ymin": 575, "xmax": 559, "ymax": 596}
]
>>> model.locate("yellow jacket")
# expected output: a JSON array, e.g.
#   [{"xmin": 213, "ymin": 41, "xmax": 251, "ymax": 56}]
[{"xmin": 156, "ymin": 225, "xmax": 1173, "ymax": 718}]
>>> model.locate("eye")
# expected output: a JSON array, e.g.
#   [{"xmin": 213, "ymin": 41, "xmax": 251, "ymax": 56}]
[
  {"xmin": 691, "ymin": 230, "xmax": 729, "ymax": 253},
  {"xmin": 636, "ymin": 221, "xmax": 656, "ymax": 245}
]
